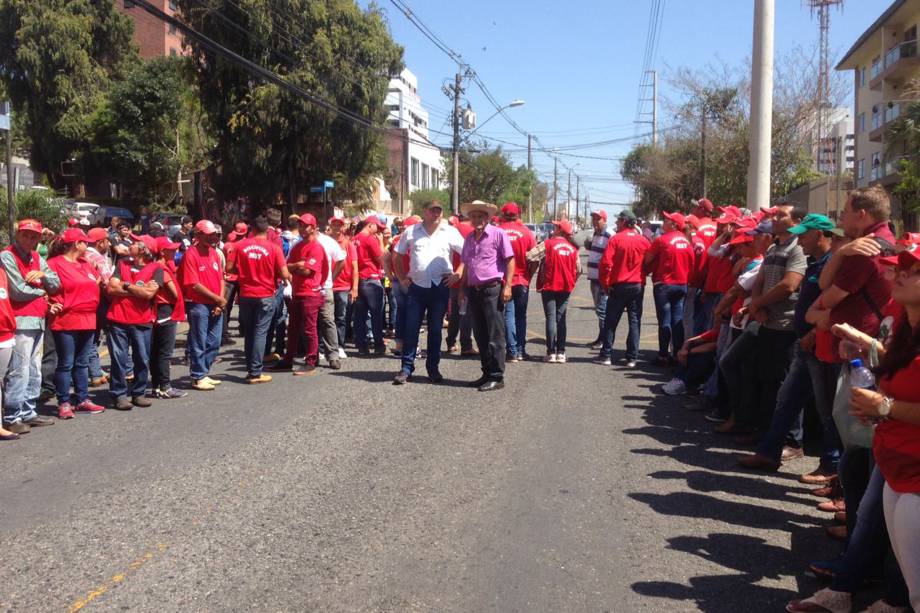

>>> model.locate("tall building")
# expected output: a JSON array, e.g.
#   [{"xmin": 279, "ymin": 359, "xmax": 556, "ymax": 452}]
[
  {"xmin": 835, "ymin": 0, "xmax": 919, "ymax": 201},
  {"xmin": 117, "ymin": 0, "xmax": 185, "ymax": 59},
  {"xmin": 816, "ymin": 111, "xmax": 855, "ymax": 176},
  {"xmin": 383, "ymin": 69, "xmax": 444, "ymax": 213}
]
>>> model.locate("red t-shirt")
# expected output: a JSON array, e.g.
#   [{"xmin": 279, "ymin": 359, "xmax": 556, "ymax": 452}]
[
  {"xmin": 451, "ymin": 222, "xmax": 475, "ymax": 270},
  {"xmin": 499, "ymin": 221, "xmax": 536, "ymax": 286},
  {"xmin": 231, "ymin": 237, "xmax": 286, "ymax": 299},
  {"xmin": 688, "ymin": 235, "xmax": 708, "ymax": 289},
  {"xmin": 223, "ymin": 241, "xmax": 239, "ymax": 282},
  {"xmin": 829, "ymin": 222, "xmax": 896, "ymax": 355},
  {"xmin": 389, "ymin": 234, "xmax": 410, "ymax": 277},
  {"xmin": 875, "ymin": 348, "xmax": 920, "ymax": 493},
  {"xmin": 0, "ymin": 269, "xmax": 15, "ymax": 342},
  {"xmin": 696, "ymin": 219, "xmax": 718, "ymax": 247},
  {"xmin": 107, "ymin": 261, "xmax": 162, "ymax": 326},
  {"xmin": 288, "ymin": 239, "xmax": 328, "ymax": 297},
  {"xmin": 47, "ymin": 256, "xmax": 100, "ymax": 331},
  {"xmin": 598, "ymin": 229, "xmax": 650, "ymax": 286},
  {"xmin": 354, "ymin": 231, "xmax": 383, "ymax": 280},
  {"xmin": 332, "ymin": 236, "xmax": 357, "ymax": 292},
  {"xmin": 542, "ymin": 237, "xmax": 579, "ymax": 292},
  {"xmin": 179, "ymin": 245, "xmax": 223, "ymax": 304},
  {"xmin": 647, "ymin": 230, "xmax": 694, "ymax": 285},
  {"xmin": 704, "ymin": 252, "xmax": 736, "ymax": 294}
]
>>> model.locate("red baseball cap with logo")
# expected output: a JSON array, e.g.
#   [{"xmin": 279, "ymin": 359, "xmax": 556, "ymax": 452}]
[
  {"xmin": 60, "ymin": 228, "xmax": 89, "ymax": 244},
  {"xmin": 234, "ymin": 222, "xmax": 248, "ymax": 235},
  {"xmin": 155, "ymin": 236, "xmax": 181, "ymax": 253},
  {"xmin": 132, "ymin": 234, "xmax": 158, "ymax": 253},
  {"xmin": 590, "ymin": 209, "xmax": 607, "ymax": 221},
  {"xmin": 67, "ymin": 218, "xmax": 81, "ymax": 228},
  {"xmin": 695, "ymin": 198, "xmax": 714, "ymax": 213},
  {"xmin": 298, "ymin": 213, "xmax": 318, "ymax": 227},
  {"xmin": 662, "ymin": 211, "xmax": 686, "ymax": 231},
  {"xmin": 552, "ymin": 219, "xmax": 574, "ymax": 235},
  {"xmin": 403, "ymin": 215, "xmax": 422, "ymax": 227},
  {"xmin": 87, "ymin": 227, "xmax": 109, "ymax": 242},
  {"xmin": 728, "ymin": 231, "xmax": 755, "ymax": 246},
  {"xmin": 17, "ymin": 219, "xmax": 42, "ymax": 234},
  {"xmin": 501, "ymin": 202, "xmax": 520, "ymax": 217},
  {"xmin": 363, "ymin": 215, "xmax": 385, "ymax": 229},
  {"xmin": 195, "ymin": 219, "xmax": 218, "ymax": 235}
]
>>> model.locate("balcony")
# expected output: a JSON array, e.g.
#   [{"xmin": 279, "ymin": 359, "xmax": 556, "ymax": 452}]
[
  {"xmin": 870, "ymin": 40, "xmax": 920, "ymax": 89},
  {"xmin": 868, "ymin": 102, "xmax": 902, "ymax": 142}
]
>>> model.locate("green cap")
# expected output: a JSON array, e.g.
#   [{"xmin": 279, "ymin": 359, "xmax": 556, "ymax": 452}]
[
  {"xmin": 618, "ymin": 208, "xmax": 637, "ymax": 222},
  {"xmin": 789, "ymin": 213, "xmax": 836, "ymax": 235}
]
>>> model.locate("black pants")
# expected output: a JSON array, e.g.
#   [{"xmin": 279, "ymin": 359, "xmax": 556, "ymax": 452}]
[
  {"xmin": 150, "ymin": 321, "xmax": 177, "ymax": 390},
  {"xmin": 469, "ymin": 283, "xmax": 506, "ymax": 380}
]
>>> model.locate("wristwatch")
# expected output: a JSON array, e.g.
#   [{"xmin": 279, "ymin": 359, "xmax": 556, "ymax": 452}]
[
  {"xmin": 879, "ymin": 396, "xmax": 894, "ymax": 418},
  {"xmin": 122, "ymin": 281, "xmax": 131, "ymax": 292}
]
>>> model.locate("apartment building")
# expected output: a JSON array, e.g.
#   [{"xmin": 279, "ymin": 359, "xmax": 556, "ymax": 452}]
[{"xmin": 117, "ymin": 0, "xmax": 185, "ymax": 59}]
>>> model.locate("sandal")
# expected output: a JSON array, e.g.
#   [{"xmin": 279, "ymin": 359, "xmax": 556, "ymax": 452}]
[{"xmin": 786, "ymin": 588, "xmax": 851, "ymax": 613}]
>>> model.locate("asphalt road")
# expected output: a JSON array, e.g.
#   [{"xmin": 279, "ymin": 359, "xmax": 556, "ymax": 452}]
[{"xmin": 0, "ymin": 239, "xmax": 845, "ymax": 612}]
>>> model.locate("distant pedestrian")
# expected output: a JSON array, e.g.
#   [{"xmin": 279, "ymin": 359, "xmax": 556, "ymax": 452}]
[
  {"xmin": 539, "ymin": 219, "xmax": 581, "ymax": 364},
  {"xmin": 644, "ymin": 211, "xmax": 694, "ymax": 365},
  {"xmin": 584, "ymin": 210, "xmax": 612, "ymax": 349},
  {"xmin": 353, "ymin": 215, "xmax": 387, "ymax": 355}
]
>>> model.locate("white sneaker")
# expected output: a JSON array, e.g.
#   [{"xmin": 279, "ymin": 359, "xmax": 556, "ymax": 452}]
[
  {"xmin": 661, "ymin": 378, "xmax": 687, "ymax": 396},
  {"xmin": 338, "ymin": 347, "xmax": 347, "ymax": 359},
  {"xmin": 556, "ymin": 353, "xmax": 566, "ymax": 363},
  {"xmin": 543, "ymin": 354, "xmax": 557, "ymax": 363}
]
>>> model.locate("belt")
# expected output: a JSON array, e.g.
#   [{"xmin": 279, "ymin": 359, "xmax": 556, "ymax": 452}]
[{"xmin": 469, "ymin": 280, "xmax": 501, "ymax": 290}]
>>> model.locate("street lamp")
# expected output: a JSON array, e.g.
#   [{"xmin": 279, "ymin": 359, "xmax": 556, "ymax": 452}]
[{"xmin": 464, "ymin": 99, "xmax": 525, "ymax": 139}]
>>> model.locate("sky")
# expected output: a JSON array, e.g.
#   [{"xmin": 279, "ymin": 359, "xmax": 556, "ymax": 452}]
[{"xmin": 362, "ymin": 0, "xmax": 887, "ymax": 218}]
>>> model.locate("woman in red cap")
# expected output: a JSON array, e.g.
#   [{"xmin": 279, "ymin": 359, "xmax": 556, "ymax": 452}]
[
  {"xmin": 539, "ymin": 220, "xmax": 581, "ymax": 363},
  {"xmin": 151, "ymin": 236, "xmax": 186, "ymax": 399},
  {"xmin": 46, "ymin": 228, "xmax": 105, "ymax": 418}
]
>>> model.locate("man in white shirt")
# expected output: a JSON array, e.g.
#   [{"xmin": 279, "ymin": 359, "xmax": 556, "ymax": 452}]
[
  {"xmin": 391, "ymin": 200, "xmax": 465, "ymax": 384},
  {"xmin": 316, "ymin": 228, "xmax": 346, "ymax": 369}
]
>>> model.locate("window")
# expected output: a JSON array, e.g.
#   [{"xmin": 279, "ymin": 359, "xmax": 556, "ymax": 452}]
[
  {"xmin": 858, "ymin": 112, "xmax": 865, "ymax": 132},
  {"xmin": 431, "ymin": 168, "xmax": 439, "ymax": 188},
  {"xmin": 857, "ymin": 159, "xmax": 865, "ymax": 180},
  {"xmin": 168, "ymin": 0, "xmax": 177, "ymax": 9},
  {"xmin": 169, "ymin": 48, "xmax": 177, "ymax": 56},
  {"xmin": 421, "ymin": 163, "xmax": 430, "ymax": 189},
  {"xmin": 169, "ymin": 23, "xmax": 177, "ymax": 35},
  {"xmin": 124, "ymin": 0, "xmax": 134, "ymax": 7},
  {"xmin": 860, "ymin": 67, "xmax": 866, "ymax": 87},
  {"xmin": 410, "ymin": 158, "xmax": 419, "ymax": 188},
  {"xmin": 871, "ymin": 56, "xmax": 882, "ymax": 79},
  {"xmin": 871, "ymin": 152, "xmax": 882, "ymax": 181}
]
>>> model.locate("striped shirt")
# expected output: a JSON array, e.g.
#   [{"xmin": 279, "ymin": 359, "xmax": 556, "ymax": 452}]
[{"xmin": 586, "ymin": 229, "xmax": 612, "ymax": 281}]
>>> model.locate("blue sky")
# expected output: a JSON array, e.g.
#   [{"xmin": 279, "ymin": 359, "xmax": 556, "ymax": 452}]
[{"xmin": 365, "ymin": 0, "xmax": 886, "ymax": 216}]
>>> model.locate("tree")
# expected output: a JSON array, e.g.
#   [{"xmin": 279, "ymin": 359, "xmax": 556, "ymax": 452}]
[
  {"xmin": 0, "ymin": 189, "xmax": 69, "ymax": 241},
  {"xmin": 174, "ymin": 0, "xmax": 403, "ymax": 211},
  {"xmin": 408, "ymin": 188, "xmax": 449, "ymax": 215},
  {"xmin": 87, "ymin": 56, "xmax": 213, "ymax": 204},
  {"xmin": 887, "ymin": 100, "xmax": 920, "ymax": 215},
  {"xmin": 0, "ymin": 0, "xmax": 136, "ymax": 190},
  {"xmin": 456, "ymin": 143, "xmax": 536, "ymax": 207}
]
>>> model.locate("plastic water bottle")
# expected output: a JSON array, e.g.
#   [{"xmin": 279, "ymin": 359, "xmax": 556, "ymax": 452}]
[{"xmin": 850, "ymin": 359, "xmax": 876, "ymax": 390}]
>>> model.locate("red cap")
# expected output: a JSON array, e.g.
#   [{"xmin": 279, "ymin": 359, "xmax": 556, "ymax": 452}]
[
  {"xmin": 501, "ymin": 202, "xmax": 520, "ymax": 217},
  {"xmin": 234, "ymin": 222, "xmax": 248, "ymax": 235},
  {"xmin": 728, "ymin": 232, "xmax": 755, "ymax": 246},
  {"xmin": 60, "ymin": 228, "xmax": 89, "ymax": 243},
  {"xmin": 403, "ymin": 215, "xmax": 422, "ymax": 227},
  {"xmin": 715, "ymin": 212, "xmax": 738, "ymax": 225},
  {"xmin": 760, "ymin": 206, "xmax": 779, "ymax": 217},
  {"xmin": 364, "ymin": 215, "xmax": 384, "ymax": 229},
  {"xmin": 897, "ymin": 249, "xmax": 920, "ymax": 270},
  {"xmin": 67, "ymin": 217, "xmax": 80, "ymax": 228},
  {"xmin": 135, "ymin": 235, "xmax": 158, "ymax": 253},
  {"xmin": 298, "ymin": 213, "xmax": 317, "ymax": 227},
  {"xmin": 329, "ymin": 213, "xmax": 346, "ymax": 225},
  {"xmin": 17, "ymin": 219, "xmax": 42, "ymax": 234},
  {"xmin": 695, "ymin": 198, "xmax": 714, "ymax": 213},
  {"xmin": 590, "ymin": 209, "xmax": 607, "ymax": 221},
  {"xmin": 735, "ymin": 216, "xmax": 758, "ymax": 229},
  {"xmin": 686, "ymin": 214, "xmax": 702, "ymax": 229},
  {"xmin": 448, "ymin": 215, "xmax": 459, "ymax": 226},
  {"xmin": 552, "ymin": 219, "xmax": 574, "ymax": 235},
  {"xmin": 662, "ymin": 211, "xmax": 686, "ymax": 231},
  {"xmin": 87, "ymin": 227, "xmax": 109, "ymax": 242},
  {"xmin": 155, "ymin": 236, "xmax": 181, "ymax": 253},
  {"xmin": 195, "ymin": 219, "xmax": 218, "ymax": 235}
]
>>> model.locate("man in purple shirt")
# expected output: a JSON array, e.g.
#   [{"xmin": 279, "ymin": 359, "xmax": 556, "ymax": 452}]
[{"xmin": 460, "ymin": 200, "xmax": 514, "ymax": 391}]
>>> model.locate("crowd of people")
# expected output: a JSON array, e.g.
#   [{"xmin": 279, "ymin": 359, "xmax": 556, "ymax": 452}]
[{"xmin": 1, "ymin": 186, "xmax": 920, "ymax": 611}]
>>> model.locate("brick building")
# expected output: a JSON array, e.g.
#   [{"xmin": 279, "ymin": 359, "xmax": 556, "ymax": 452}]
[{"xmin": 117, "ymin": 0, "xmax": 185, "ymax": 59}]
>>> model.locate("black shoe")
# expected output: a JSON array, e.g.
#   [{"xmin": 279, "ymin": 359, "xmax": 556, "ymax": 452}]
[
  {"xmin": 25, "ymin": 415, "xmax": 55, "ymax": 426},
  {"xmin": 469, "ymin": 375, "xmax": 490, "ymax": 388},
  {"xmin": 358, "ymin": 347, "xmax": 370, "ymax": 356},
  {"xmin": 478, "ymin": 379, "xmax": 505, "ymax": 392},
  {"xmin": 132, "ymin": 396, "xmax": 152, "ymax": 408},
  {"xmin": 428, "ymin": 371, "xmax": 443, "ymax": 384},
  {"xmin": 393, "ymin": 372, "xmax": 410, "ymax": 385},
  {"xmin": 268, "ymin": 360, "xmax": 293, "ymax": 371},
  {"xmin": 703, "ymin": 409, "xmax": 727, "ymax": 423},
  {"xmin": 373, "ymin": 346, "xmax": 388, "ymax": 356}
]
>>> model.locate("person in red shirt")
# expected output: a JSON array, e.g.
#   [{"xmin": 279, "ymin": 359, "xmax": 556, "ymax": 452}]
[
  {"xmin": 498, "ymin": 202, "xmax": 537, "ymax": 362},
  {"xmin": 47, "ymin": 228, "xmax": 105, "ymax": 418},
  {"xmin": 387, "ymin": 215, "xmax": 421, "ymax": 357},
  {"xmin": 151, "ymin": 236, "xmax": 186, "ymax": 399},
  {"xmin": 539, "ymin": 220, "xmax": 580, "ymax": 363},
  {"xmin": 690, "ymin": 198, "xmax": 718, "ymax": 247},
  {"xmin": 220, "ymin": 222, "xmax": 247, "ymax": 346},
  {"xmin": 0, "ymin": 268, "xmax": 19, "ymax": 440},
  {"xmin": 106, "ymin": 235, "xmax": 162, "ymax": 410},
  {"xmin": 329, "ymin": 214, "xmax": 358, "ymax": 357},
  {"xmin": 179, "ymin": 220, "xmax": 226, "ymax": 391},
  {"xmin": 272, "ymin": 213, "xmax": 328, "ymax": 374},
  {"xmin": 644, "ymin": 211, "xmax": 695, "ymax": 365},
  {"xmin": 595, "ymin": 208, "xmax": 650, "ymax": 366},
  {"xmin": 446, "ymin": 215, "xmax": 476, "ymax": 354},
  {"xmin": 352, "ymin": 215, "xmax": 387, "ymax": 355},
  {"xmin": 227, "ymin": 216, "xmax": 290, "ymax": 383}
]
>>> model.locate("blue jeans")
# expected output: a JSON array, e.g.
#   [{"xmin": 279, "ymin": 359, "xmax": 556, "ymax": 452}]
[
  {"xmin": 589, "ymin": 279, "xmax": 608, "ymax": 342},
  {"xmin": 599, "ymin": 283, "xmax": 643, "ymax": 360},
  {"xmin": 386, "ymin": 284, "xmax": 397, "ymax": 330},
  {"xmin": 333, "ymin": 290, "xmax": 351, "ymax": 348},
  {"xmin": 186, "ymin": 302, "xmax": 223, "ymax": 380},
  {"xmin": 719, "ymin": 326, "xmax": 759, "ymax": 420},
  {"xmin": 807, "ymin": 357, "xmax": 843, "ymax": 470},
  {"xmin": 756, "ymin": 341, "xmax": 811, "ymax": 460},
  {"xmin": 52, "ymin": 329, "xmax": 94, "ymax": 405},
  {"xmin": 652, "ymin": 283, "xmax": 687, "ymax": 358},
  {"xmin": 400, "ymin": 281, "xmax": 450, "ymax": 375},
  {"xmin": 238, "ymin": 296, "xmax": 276, "ymax": 377},
  {"xmin": 3, "ymin": 329, "xmax": 43, "ymax": 424},
  {"xmin": 107, "ymin": 323, "xmax": 152, "ymax": 399},
  {"xmin": 541, "ymin": 290, "xmax": 570, "ymax": 355},
  {"xmin": 354, "ymin": 279, "xmax": 384, "ymax": 351},
  {"xmin": 392, "ymin": 283, "xmax": 410, "ymax": 341},
  {"xmin": 832, "ymin": 466, "xmax": 889, "ymax": 592},
  {"xmin": 264, "ymin": 285, "xmax": 287, "ymax": 357},
  {"xmin": 504, "ymin": 285, "xmax": 530, "ymax": 358},
  {"xmin": 694, "ymin": 291, "xmax": 721, "ymax": 335}
]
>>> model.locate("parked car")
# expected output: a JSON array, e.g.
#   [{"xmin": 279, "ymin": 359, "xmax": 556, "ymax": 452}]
[
  {"xmin": 525, "ymin": 223, "xmax": 546, "ymax": 243},
  {"xmin": 90, "ymin": 206, "xmax": 134, "ymax": 227},
  {"xmin": 72, "ymin": 202, "xmax": 99, "ymax": 224}
]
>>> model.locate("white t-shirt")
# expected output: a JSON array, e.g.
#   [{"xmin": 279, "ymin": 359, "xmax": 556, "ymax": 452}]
[
  {"xmin": 317, "ymin": 233, "xmax": 346, "ymax": 290},
  {"xmin": 394, "ymin": 221, "xmax": 465, "ymax": 288}
]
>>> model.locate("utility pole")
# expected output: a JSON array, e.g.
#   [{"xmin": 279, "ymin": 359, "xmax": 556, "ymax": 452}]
[
  {"xmin": 451, "ymin": 72, "xmax": 462, "ymax": 216},
  {"xmin": 4, "ymin": 103, "xmax": 14, "ymax": 238},
  {"xmin": 575, "ymin": 177, "xmax": 580, "ymax": 226},
  {"xmin": 747, "ymin": 0, "xmax": 775, "ymax": 211},
  {"xmin": 553, "ymin": 155, "xmax": 558, "ymax": 220},
  {"xmin": 567, "ymin": 168, "xmax": 572, "ymax": 219},
  {"xmin": 652, "ymin": 70, "xmax": 659, "ymax": 148},
  {"xmin": 527, "ymin": 134, "xmax": 533, "ymax": 223}
]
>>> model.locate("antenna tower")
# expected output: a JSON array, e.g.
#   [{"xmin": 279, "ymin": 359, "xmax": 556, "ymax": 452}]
[{"xmin": 806, "ymin": 0, "xmax": 843, "ymax": 173}]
